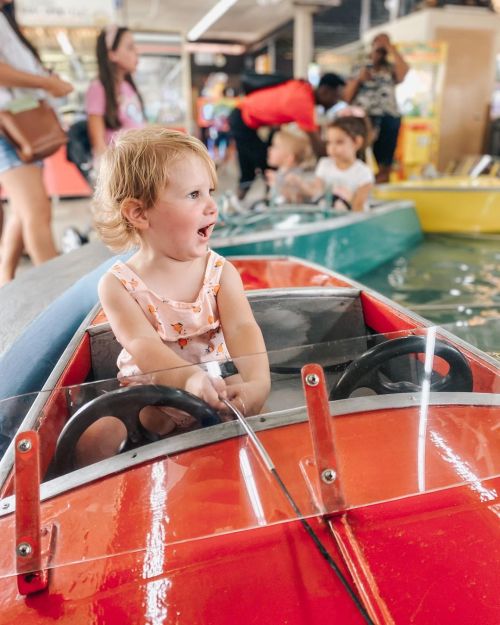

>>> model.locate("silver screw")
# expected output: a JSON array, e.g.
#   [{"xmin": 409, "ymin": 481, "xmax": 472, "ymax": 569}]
[
  {"xmin": 1, "ymin": 502, "xmax": 9, "ymax": 510},
  {"xmin": 17, "ymin": 439, "xmax": 32, "ymax": 453},
  {"xmin": 305, "ymin": 373, "xmax": 320, "ymax": 387},
  {"xmin": 16, "ymin": 542, "xmax": 32, "ymax": 557},
  {"xmin": 321, "ymin": 468, "xmax": 336, "ymax": 484}
]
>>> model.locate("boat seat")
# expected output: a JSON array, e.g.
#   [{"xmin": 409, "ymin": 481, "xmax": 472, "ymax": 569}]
[{"xmin": 88, "ymin": 287, "xmax": 367, "ymax": 412}]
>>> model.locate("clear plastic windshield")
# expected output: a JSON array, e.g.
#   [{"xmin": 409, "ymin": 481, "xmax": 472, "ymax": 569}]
[
  {"xmin": 215, "ymin": 204, "xmax": 343, "ymax": 238},
  {"xmin": 0, "ymin": 327, "xmax": 498, "ymax": 578}
]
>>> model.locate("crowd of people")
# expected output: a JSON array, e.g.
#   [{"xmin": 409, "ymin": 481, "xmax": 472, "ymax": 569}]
[{"xmin": 0, "ymin": 0, "xmax": 408, "ymax": 288}]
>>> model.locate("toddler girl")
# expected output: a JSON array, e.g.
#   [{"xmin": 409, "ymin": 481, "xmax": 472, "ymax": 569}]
[
  {"xmin": 290, "ymin": 116, "xmax": 374, "ymax": 212},
  {"xmin": 78, "ymin": 127, "xmax": 270, "ymax": 466},
  {"xmin": 265, "ymin": 126, "xmax": 315, "ymax": 204}
]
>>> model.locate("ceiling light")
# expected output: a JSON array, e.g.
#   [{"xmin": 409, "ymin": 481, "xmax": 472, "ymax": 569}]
[
  {"xmin": 187, "ymin": 0, "xmax": 239, "ymax": 42},
  {"xmin": 56, "ymin": 30, "xmax": 74, "ymax": 56}
]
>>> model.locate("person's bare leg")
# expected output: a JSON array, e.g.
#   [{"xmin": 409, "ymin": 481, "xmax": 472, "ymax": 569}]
[
  {"xmin": 0, "ymin": 164, "xmax": 57, "ymax": 282},
  {"xmin": 0, "ymin": 211, "xmax": 23, "ymax": 285},
  {"xmin": 375, "ymin": 165, "xmax": 391, "ymax": 184},
  {"xmin": 0, "ymin": 202, "xmax": 4, "ymax": 252},
  {"xmin": 75, "ymin": 417, "xmax": 128, "ymax": 468}
]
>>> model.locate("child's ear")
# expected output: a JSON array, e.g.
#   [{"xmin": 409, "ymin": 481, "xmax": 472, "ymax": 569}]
[
  {"xmin": 120, "ymin": 199, "xmax": 149, "ymax": 230},
  {"xmin": 354, "ymin": 135, "xmax": 365, "ymax": 151}
]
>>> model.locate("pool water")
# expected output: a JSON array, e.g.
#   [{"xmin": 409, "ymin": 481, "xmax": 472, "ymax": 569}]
[{"xmin": 359, "ymin": 234, "xmax": 500, "ymax": 357}]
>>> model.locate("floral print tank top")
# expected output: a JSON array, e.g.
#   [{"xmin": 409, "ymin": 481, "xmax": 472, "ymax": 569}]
[{"xmin": 108, "ymin": 250, "xmax": 230, "ymax": 379}]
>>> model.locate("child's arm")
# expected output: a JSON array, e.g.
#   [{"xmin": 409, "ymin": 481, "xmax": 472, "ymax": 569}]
[
  {"xmin": 284, "ymin": 173, "xmax": 324, "ymax": 201},
  {"xmin": 98, "ymin": 273, "xmax": 226, "ymax": 409},
  {"xmin": 351, "ymin": 182, "xmax": 373, "ymax": 212},
  {"xmin": 217, "ymin": 262, "xmax": 271, "ymax": 415},
  {"xmin": 87, "ymin": 114, "xmax": 108, "ymax": 159}
]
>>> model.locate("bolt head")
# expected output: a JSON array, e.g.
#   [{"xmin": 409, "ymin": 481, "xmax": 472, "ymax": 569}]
[
  {"xmin": 305, "ymin": 373, "xmax": 320, "ymax": 387},
  {"xmin": 17, "ymin": 439, "xmax": 32, "ymax": 453},
  {"xmin": 321, "ymin": 468, "xmax": 336, "ymax": 484},
  {"xmin": 16, "ymin": 542, "xmax": 32, "ymax": 557}
]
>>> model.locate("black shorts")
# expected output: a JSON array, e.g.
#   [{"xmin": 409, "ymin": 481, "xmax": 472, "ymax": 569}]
[{"xmin": 370, "ymin": 115, "xmax": 401, "ymax": 167}]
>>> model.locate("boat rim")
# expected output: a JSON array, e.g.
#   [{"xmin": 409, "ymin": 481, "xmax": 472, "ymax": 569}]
[
  {"xmin": 0, "ymin": 391, "xmax": 498, "ymax": 518},
  {"xmin": 213, "ymin": 201, "xmax": 416, "ymax": 247}
]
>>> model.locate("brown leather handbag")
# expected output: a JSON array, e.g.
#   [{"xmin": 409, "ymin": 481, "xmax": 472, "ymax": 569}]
[{"xmin": 0, "ymin": 99, "xmax": 67, "ymax": 163}]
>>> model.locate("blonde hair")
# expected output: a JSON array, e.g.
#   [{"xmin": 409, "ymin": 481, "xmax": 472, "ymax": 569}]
[
  {"xmin": 92, "ymin": 126, "xmax": 217, "ymax": 251},
  {"xmin": 273, "ymin": 126, "xmax": 315, "ymax": 168}
]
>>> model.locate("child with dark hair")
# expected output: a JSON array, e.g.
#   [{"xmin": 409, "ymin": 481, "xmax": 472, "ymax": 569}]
[
  {"xmin": 287, "ymin": 116, "xmax": 374, "ymax": 212},
  {"xmin": 85, "ymin": 26, "xmax": 145, "ymax": 161}
]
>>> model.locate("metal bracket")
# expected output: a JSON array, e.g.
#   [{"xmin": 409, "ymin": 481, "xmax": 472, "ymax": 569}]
[
  {"xmin": 301, "ymin": 364, "xmax": 344, "ymax": 513},
  {"xmin": 15, "ymin": 431, "xmax": 50, "ymax": 595}
]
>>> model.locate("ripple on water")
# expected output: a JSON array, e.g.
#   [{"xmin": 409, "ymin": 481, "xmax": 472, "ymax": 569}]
[{"xmin": 359, "ymin": 234, "xmax": 500, "ymax": 355}]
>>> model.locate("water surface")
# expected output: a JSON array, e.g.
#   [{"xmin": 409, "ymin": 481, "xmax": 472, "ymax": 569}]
[{"xmin": 359, "ymin": 234, "xmax": 500, "ymax": 357}]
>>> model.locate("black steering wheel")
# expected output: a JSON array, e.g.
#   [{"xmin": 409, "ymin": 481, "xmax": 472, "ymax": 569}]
[
  {"xmin": 329, "ymin": 193, "xmax": 352, "ymax": 212},
  {"xmin": 53, "ymin": 385, "xmax": 221, "ymax": 474},
  {"xmin": 330, "ymin": 336, "xmax": 473, "ymax": 400}
]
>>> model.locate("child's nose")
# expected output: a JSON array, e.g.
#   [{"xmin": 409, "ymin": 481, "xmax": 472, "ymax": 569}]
[{"xmin": 205, "ymin": 195, "xmax": 217, "ymax": 213}]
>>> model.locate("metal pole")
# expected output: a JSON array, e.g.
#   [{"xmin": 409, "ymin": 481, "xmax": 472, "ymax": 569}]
[{"xmin": 360, "ymin": 0, "xmax": 371, "ymax": 39}]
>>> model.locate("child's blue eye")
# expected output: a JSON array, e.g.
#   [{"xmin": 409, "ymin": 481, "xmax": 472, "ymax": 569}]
[{"xmin": 188, "ymin": 191, "xmax": 200, "ymax": 199}]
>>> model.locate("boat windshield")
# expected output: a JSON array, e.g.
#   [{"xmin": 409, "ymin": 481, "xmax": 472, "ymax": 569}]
[{"xmin": 0, "ymin": 326, "xmax": 498, "ymax": 578}]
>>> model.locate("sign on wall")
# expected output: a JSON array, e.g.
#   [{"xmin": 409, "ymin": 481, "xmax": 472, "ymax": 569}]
[{"xmin": 16, "ymin": 0, "xmax": 117, "ymax": 27}]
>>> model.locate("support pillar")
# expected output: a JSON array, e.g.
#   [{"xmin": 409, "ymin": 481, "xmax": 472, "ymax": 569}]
[{"xmin": 293, "ymin": 4, "xmax": 315, "ymax": 79}]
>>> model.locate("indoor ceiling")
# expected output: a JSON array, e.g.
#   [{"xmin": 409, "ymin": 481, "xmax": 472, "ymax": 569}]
[{"xmin": 122, "ymin": 0, "xmax": 343, "ymax": 44}]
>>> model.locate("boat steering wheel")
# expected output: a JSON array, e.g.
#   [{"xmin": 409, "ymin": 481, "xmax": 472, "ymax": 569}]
[
  {"xmin": 328, "ymin": 194, "xmax": 352, "ymax": 212},
  {"xmin": 53, "ymin": 385, "xmax": 221, "ymax": 474},
  {"xmin": 330, "ymin": 336, "xmax": 473, "ymax": 400}
]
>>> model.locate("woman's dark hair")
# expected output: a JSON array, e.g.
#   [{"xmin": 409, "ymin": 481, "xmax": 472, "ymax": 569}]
[
  {"xmin": 1, "ymin": 1, "xmax": 42, "ymax": 63},
  {"xmin": 329, "ymin": 116, "xmax": 371, "ymax": 160},
  {"xmin": 96, "ymin": 27, "xmax": 144, "ymax": 130}
]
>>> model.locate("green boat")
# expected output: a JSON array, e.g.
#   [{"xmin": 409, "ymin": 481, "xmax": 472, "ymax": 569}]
[{"xmin": 212, "ymin": 200, "xmax": 422, "ymax": 278}]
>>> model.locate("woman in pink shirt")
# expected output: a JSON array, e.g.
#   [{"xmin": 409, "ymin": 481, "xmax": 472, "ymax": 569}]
[{"xmin": 85, "ymin": 25, "xmax": 145, "ymax": 160}]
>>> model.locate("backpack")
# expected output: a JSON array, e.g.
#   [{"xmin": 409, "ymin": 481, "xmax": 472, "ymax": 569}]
[{"xmin": 66, "ymin": 119, "xmax": 93, "ymax": 184}]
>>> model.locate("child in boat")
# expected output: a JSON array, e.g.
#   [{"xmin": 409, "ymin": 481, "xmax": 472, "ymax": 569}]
[
  {"xmin": 78, "ymin": 127, "xmax": 270, "ymax": 465},
  {"xmin": 265, "ymin": 126, "xmax": 315, "ymax": 205},
  {"xmin": 287, "ymin": 116, "xmax": 374, "ymax": 212}
]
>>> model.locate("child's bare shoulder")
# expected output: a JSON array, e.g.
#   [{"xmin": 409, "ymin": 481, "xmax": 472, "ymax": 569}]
[
  {"xmin": 220, "ymin": 258, "xmax": 242, "ymax": 281},
  {"xmin": 98, "ymin": 268, "xmax": 128, "ymax": 301}
]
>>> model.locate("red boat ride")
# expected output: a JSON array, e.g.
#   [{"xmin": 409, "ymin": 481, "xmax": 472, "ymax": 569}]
[{"xmin": 0, "ymin": 256, "xmax": 498, "ymax": 624}]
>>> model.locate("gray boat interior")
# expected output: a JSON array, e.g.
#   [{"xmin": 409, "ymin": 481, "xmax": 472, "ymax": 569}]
[{"xmin": 85, "ymin": 287, "xmax": 413, "ymax": 412}]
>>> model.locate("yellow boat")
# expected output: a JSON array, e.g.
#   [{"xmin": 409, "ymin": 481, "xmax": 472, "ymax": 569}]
[{"xmin": 373, "ymin": 176, "xmax": 500, "ymax": 233}]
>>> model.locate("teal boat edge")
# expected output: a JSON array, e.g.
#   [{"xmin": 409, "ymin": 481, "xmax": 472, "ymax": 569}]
[{"xmin": 212, "ymin": 201, "xmax": 423, "ymax": 278}]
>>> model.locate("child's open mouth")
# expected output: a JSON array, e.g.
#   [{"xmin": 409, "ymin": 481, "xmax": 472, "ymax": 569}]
[{"xmin": 197, "ymin": 224, "xmax": 214, "ymax": 239}]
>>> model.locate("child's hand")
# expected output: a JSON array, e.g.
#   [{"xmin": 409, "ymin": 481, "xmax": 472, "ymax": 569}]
[
  {"xmin": 265, "ymin": 169, "xmax": 276, "ymax": 186},
  {"xmin": 332, "ymin": 185, "xmax": 352, "ymax": 200},
  {"xmin": 226, "ymin": 380, "xmax": 268, "ymax": 417},
  {"xmin": 284, "ymin": 172, "xmax": 301, "ymax": 186},
  {"xmin": 185, "ymin": 370, "xmax": 227, "ymax": 411}
]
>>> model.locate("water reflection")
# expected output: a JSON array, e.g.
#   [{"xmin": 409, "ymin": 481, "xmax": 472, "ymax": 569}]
[{"xmin": 360, "ymin": 234, "xmax": 500, "ymax": 355}]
